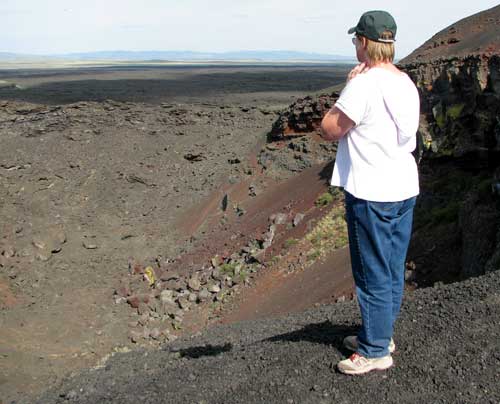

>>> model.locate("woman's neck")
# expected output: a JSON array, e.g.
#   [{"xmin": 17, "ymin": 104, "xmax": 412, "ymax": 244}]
[
  {"xmin": 366, "ymin": 60, "xmax": 401, "ymax": 73},
  {"xmin": 366, "ymin": 60, "xmax": 392, "ymax": 68}
]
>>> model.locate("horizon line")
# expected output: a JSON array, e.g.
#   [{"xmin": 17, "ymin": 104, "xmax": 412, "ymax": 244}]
[{"xmin": 1, "ymin": 49, "xmax": 354, "ymax": 58}]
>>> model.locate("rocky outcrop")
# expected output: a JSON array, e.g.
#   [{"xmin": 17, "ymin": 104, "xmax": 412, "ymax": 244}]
[
  {"xmin": 269, "ymin": 93, "xmax": 338, "ymax": 140},
  {"xmin": 399, "ymin": 5, "xmax": 500, "ymax": 163},
  {"xmin": 258, "ymin": 94, "xmax": 338, "ymax": 178},
  {"xmin": 401, "ymin": 55, "xmax": 500, "ymax": 164}
]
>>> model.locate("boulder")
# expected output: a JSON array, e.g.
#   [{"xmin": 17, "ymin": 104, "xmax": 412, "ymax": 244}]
[
  {"xmin": 208, "ymin": 282, "xmax": 221, "ymax": 293},
  {"xmin": 188, "ymin": 274, "xmax": 201, "ymax": 291},
  {"xmin": 161, "ymin": 300, "xmax": 180, "ymax": 317},
  {"xmin": 198, "ymin": 288, "xmax": 211, "ymax": 302},
  {"xmin": 177, "ymin": 297, "xmax": 191, "ymax": 310},
  {"xmin": 160, "ymin": 290, "xmax": 175, "ymax": 304},
  {"xmin": 271, "ymin": 213, "xmax": 288, "ymax": 225},
  {"xmin": 293, "ymin": 213, "xmax": 305, "ymax": 227}
]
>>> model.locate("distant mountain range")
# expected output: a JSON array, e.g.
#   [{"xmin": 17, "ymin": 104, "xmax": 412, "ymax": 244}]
[{"xmin": 0, "ymin": 50, "xmax": 354, "ymax": 63}]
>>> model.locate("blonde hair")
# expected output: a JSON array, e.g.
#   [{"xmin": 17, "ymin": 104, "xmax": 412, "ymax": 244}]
[{"xmin": 359, "ymin": 31, "xmax": 395, "ymax": 64}]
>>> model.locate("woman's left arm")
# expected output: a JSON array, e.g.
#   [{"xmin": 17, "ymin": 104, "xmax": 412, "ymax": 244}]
[{"xmin": 320, "ymin": 106, "xmax": 355, "ymax": 142}]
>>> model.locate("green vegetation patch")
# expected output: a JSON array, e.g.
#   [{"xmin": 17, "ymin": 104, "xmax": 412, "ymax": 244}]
[
  {"xmin": 429, "ymin": 202, "xmax": 460, "ymax": 225},
  {"xmin": 477, "ymin": 178, "xmax": 493, "ymax": 199},
  {"xmin": 432, "ymin": 102, "xmax": 465, "ymax": 129},
  {"xmin": 307, "ymin": 249, "xmax": 321, "ymax": 261},
  {"xmin": 433, "ymin": 102, "xmax": 446, "ymax": 129},
  {"xmin": 284, "ymin": 238, "xmax": 299, "ymax": 248},
  {"xmin": 305, "ymin": 203, "xmax": 348, "ymax": 262},
  {"xmin": 269, "ymin": 255, "xmax": 281, "ymax": 265},
  {"xmin": 413, "ymin": 170, "xmax": 493, "ymax": 230},
  {"xmin": 234, "ymin": 268, "xmax": 249, "ymax": 284},
  {"xmin": 447, "ymin": 103, "xmax": 465, "ymax": 120},
  {"xmin": 220, "ymin": 262, "xmax": 238, "ymax": 276},
  {"xmin": 315, "ymin": 192, "xmax": 334, "ymax": 207}
]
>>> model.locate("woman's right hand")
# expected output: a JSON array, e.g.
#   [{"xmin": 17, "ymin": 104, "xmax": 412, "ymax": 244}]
[{"xmin": 347, "ymin": 62, "xmax": 369, "ymax": 82}]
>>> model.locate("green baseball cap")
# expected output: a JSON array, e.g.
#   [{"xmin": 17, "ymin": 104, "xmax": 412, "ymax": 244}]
[{"xmin": 348, "ymin": 10, "xmax": 397, "ymax": 43}]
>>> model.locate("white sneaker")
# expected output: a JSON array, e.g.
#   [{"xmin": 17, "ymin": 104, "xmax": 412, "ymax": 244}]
[
  {"xmin": 343, "ymin": 335, "xmax": 396, "ymax": 354},
  {"xmin": 337, "ymin": 352, "xmax": 393, "ymax": 375}
]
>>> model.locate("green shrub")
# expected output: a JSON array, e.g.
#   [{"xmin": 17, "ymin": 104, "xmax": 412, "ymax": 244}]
[
  {"xmin": 447, "ymin": 103, "xmax": 465, "ymax": 120},
  {"xmin": 220, "ymin": 262, "xmax": 238, "ymax": 276},
  {"xmin": 284, "ymin": 238, "xmax": 298, "ymax": 248},
  {"xmin": 235, "ymin": 269, "xmax": 249, "ymax": 283},
  {"xmin": 334, "ymin": 234, "xmax": 349, "ymax": 249},
  {"xmin": 269, "ymin": 255, "xmax": 280, "ymax": 265},
  {"xmin": 476, "ymin": 178, "xmax": 493, "ymax": 199},
  {"xmin": 433, "ymin": 103, "xmax": 446, "ymax": 129},
  {"xmin": 307, "ymin": 249, "xmax": 321, "ymax": 261},
  {"xmin": 327, "ymin": 186, "xmax": 344, "ymax": 200},
  {"xmin": 430, "ymin": 202, "xmax": 460, "ymax": 225},
  {"xmin": 315, "ymin": 192, "xmax": 334, "ymax": 207}
]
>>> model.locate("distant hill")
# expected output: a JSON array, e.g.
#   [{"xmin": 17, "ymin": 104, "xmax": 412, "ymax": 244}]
[
  {"xmin": 0, "ymin": 52, "xmax": 36, "ymax": 61},
  {"xmin": 0, "ymin": 50, "xmax": 354, "ymax": 63},
  {"xmin": 400, "ymin": 4, "xmax": 500, "ymax": 64}
]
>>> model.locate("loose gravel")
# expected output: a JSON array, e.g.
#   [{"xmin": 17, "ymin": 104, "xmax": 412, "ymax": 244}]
[{"xmin": 35, "ymin": 270, "xmax": 500, "ymax": 404}]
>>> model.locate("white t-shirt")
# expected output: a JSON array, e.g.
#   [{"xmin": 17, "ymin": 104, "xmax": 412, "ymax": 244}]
[{"xmin": 330, "ymin": 67, "xmax": 420, "ymax": 202}]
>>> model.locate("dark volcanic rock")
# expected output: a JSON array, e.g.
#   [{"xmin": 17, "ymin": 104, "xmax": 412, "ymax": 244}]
[
  {"xmin": 35, "ymin": 270, "xmax": 500, "ymax": 404},
  {"xmin": 399, "ymin": 5, "xmax": 500, "ymax": 164},
  {"xmin": 399, "ymin": 6, "xmax": 500, "ymax": 281},
  {"xmin": 269, "ymin": 93, "xmax": 339, "ymax": 141},
  {"xmin": 258, "ymin": 93, "xmax": 339, "ymax": 178},
  {"xmin": 401, "ymin": 55, "xmax": 500, "ymax": 164}
]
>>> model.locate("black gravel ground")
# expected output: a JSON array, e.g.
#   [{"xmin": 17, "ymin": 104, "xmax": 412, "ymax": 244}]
[{"xmin": 34, "ymin": 270, "xmax": 500, "ymax": 404}]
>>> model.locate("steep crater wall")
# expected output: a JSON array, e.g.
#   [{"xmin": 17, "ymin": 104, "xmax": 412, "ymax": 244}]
[
  {"xmin": 403, "ymin": 55, "xmax": 500, "ymax": 163},
  {"xmin": 401, "ymin": 54, "xmax": 500, "ymax": 282},
  {"xmin": 261, "ymin": 54, "xmax": 500, "ymax": 284}
]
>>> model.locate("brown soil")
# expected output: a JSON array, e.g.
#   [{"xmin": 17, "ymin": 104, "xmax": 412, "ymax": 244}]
[
  {"xmin": 12, "ymin": 7, "xmax": 500, "ymax": 403},
  {"xmin": 173, "ymin": 159, "xmax": 355, "ymax": 333},
  {"xmin": 218, "ymin": 246, "xmax": 353, "ymax": 323},
  {"xmin": 174, "ymin": 154, "xmax": 335, "ymax": 269},
  {"xmin": 0, "ymin": 64, "xmax": 353, "ymax": 403}
]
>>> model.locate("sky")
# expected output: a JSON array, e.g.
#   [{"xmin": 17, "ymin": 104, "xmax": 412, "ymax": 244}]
[{"xmin": 2, "ymin": 0, "xmax": 499, "ymax": 59}]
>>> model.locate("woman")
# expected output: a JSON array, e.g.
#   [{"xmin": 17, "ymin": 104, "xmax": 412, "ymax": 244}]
[{"xmin": 320, "ymin": 10, "xmax": 420, "ymax": 375}]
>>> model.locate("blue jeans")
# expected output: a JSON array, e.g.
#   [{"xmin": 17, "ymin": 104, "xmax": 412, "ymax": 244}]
[{"xmin": 344, "ymin": 191, "xmax": 416, "ymax": 358}]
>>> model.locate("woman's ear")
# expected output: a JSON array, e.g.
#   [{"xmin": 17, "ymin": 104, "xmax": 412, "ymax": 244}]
[{"xmin": 360, "ymin": 36, "xmax": 368, "ymax": 49}]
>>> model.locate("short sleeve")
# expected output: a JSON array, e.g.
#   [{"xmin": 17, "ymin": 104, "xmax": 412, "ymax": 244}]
[{"xmin": 334, "ymin": 76, "xmax": 368, "ymax": 126}]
